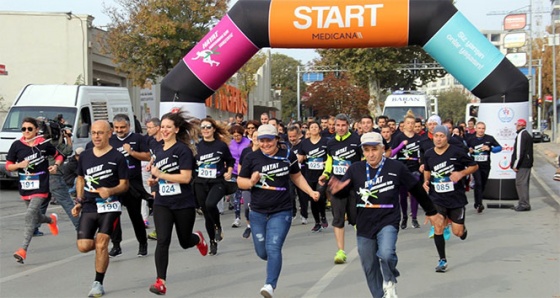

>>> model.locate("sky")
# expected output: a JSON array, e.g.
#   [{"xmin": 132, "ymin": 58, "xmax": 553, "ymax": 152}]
[{"xmin": 0, "ymin": 0, "xmax": 551, "ymax": 63}]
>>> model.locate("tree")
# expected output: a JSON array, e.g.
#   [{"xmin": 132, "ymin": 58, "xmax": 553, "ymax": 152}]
[
  {"xmin": 233, "ymin": 51, "xmax": 267, "ymax": 93},
  {"xmin": 104, "ymin": 0, "xmax": 228, "ymax": 86},
  {"xmin": 270, "ymin": 53, "xmax": 301, "ymax": 121},
  {"xmin": 435, "ymin": 89, "xmax": 470, "ymax": 123},
  {"xmin": 305, "ymin": 73, "xmax": 370, "ymax": 119},
  {"xmin": 317, "ymin": 47, "xmax": 446, "ymax": 116}
]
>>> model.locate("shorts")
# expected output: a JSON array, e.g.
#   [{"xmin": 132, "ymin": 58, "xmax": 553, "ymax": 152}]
[
  {"xmin": 435, "ymin": 204, "xmax": 466, "ymax": 225},
  {"xmin": 330, "ymin": 192, "xmax": 356, "ymax": 228},
  {"xmin": 77, "ymin": 211, "xmax": 121, "ymax": 240}
]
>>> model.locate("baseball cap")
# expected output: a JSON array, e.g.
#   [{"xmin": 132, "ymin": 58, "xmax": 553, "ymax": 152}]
[
  {"xmin": 515, "ymin": 119, "xmax": 527, "ymax": 126},
  {"xmin": 433, "ymin": 125, "xmax": 449, "ymax": 137},
  {"xmin": 257, "ymin": 124, "xmax": 278, "ymax": 140},
  {"xmin": 360, "ymin": 132, "xmax": 383, "ymax": 146},
  {"xmin": 75, "ymin": 147, "xmax": 85, "ymax": 155}
]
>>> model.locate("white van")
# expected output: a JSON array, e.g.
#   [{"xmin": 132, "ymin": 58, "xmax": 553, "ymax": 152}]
[
  {"xmin": 0, "ymin": 84, "xmax": 134, "ymax": 181},
  {"xmin": 382, "ymin": 90, "xmax": 436, "ymax": 122}
]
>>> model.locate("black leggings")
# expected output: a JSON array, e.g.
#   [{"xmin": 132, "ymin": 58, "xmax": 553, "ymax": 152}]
[
  {"xmin": 304, "ymin": 181, "xmax": 327, "ymax": 223},
  {"xmin": 111, "ymin": 178, "xmax": 148, "ymax": 246},
  {"xmin": 153, "ymin": 205, "xmax": 198, "ymax": 280},
  {"xmin": 194, "ymin": 179, "xmax": 226, "ymax": 241}
]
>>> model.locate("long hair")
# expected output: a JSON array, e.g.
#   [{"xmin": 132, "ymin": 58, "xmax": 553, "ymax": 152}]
[
  {"xmin": 161, "ymin": 111, "xmax": 198, "ymax": 155},
  {"xmin": 200, "ymin": 118, "xmax": 231, "ymax": 145}
]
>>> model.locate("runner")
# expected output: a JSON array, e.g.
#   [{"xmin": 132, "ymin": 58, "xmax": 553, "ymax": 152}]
[
  {"xmin": 229, "ymin": 124, "xmax": 250, "ymax": 228},
  {"xmin": 146, "ymin": 112, "xmax": 209, "ymax": 295},
  {"xmin": 238, "ymin": 128, "xmax": 261, "ymax": 238},
  {"xmin": 71, "ymin": 120, "xmax": 129, "ymax": 297},
  {"xmin": 6, "ymin": 117, "xmax": 63, "ymax": 264},
  {"xmin": 193, "ymin": 118, "xmax": 235, "ymax": 256},
  {"xmin": 423, "ymin": 125, "xmax": 478, "ymax": 273}
]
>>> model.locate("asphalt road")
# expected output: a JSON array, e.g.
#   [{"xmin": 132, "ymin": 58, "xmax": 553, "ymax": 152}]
[{"xmin": 0, "ymin": 150, "xmax": 558, "ymax": 298}]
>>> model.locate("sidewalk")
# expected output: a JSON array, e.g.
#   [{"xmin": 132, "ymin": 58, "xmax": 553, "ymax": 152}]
[{"xmin": 534, "ymin": 139, "xmax": 559, "ymax": 167}]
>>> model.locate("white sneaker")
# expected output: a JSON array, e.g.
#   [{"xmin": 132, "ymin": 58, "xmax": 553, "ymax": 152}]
[
  {"xmin": 88, "ymin": 281, "xmax": 105, "ymax": 297},
  {"xmin": 232, "ymin": 218, "xmax": 241, "ymax": 228},
  {"xmin": 260, "ymin": 284, "xmax": 274, "ymax": 298},
  {"xmin": 301, "ymin": 217, "xmax": 308, "ymax": 225},
  {"xmin": 382, "ymin": 281, "xmax": 398, "ymax": 298}
]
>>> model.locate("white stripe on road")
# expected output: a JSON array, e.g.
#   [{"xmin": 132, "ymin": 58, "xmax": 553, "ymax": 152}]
[{"xmin": 301, "ymin": 247, "xmax": 359, "ymax": 298}]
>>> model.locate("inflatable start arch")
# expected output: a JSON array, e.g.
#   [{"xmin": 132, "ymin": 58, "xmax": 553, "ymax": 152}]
[{"xmin": 161, "ymin": 0, "xmax": 529, "ymax": 200}]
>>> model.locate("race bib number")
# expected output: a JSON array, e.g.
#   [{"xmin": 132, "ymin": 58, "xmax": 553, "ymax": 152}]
[
  {"xmin": 307, "ymin": 157, "xmax": 324, "ymax": 170},
  {"xmin": 20, "ymin": 174, "xmax": 40, "ymax": 190},
  {"xmin": 474, "ymin": 154, "xmax": 488, "ymax": 162},
  {"xmin": 434, "ymin": 181, "xmax": 454, "ymax": 193},
  {"xmin": 199, "ymin": 164, "xmax": 217, "ymax": 178},
  {"xmin": 333, "ymin": 160, "xmax": 350, "ymax": 175},
  {"xmin": 159, "ymin": 181, "xmax": 182, "ymax": 196},
  {"xmin": 96, "ymin": 197, "xmax": 122, "ymax": 213}
]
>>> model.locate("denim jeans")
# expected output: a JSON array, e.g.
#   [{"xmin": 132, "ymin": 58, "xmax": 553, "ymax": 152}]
[
  {"xmin": 357, "ymin": 225, "xmax": 399, "ymax": 298},
  {"xmin": 249, "ymin": 209, "xmax": 292, "ymax": 289},
  {"xmin": 50, "ymin": 174, "xmax": 80, "ymax": 229}
]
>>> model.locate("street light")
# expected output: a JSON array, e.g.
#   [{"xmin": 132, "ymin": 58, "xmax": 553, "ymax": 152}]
[{"xmin": 552, "ymin": 0, "xmax": 559, "ymax": 141}]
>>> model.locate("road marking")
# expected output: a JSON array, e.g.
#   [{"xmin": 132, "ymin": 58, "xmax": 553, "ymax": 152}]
[
  {"xmin": 302, "ymin": 247, "xmax": 358, "ymax": 298},
  {"xmin": 1, "ymin": 205, "xmax": 62, "ymax": 219}
]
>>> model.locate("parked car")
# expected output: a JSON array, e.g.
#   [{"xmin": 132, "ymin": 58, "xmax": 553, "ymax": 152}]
[{"xmin": 532, "ymin": 131, "xmax": 543, "ymax": 143}]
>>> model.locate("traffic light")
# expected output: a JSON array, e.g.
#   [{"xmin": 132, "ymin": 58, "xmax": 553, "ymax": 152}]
[{"xmin": 538, "ymin": 98, "xmax": 543, "ymax": 107}]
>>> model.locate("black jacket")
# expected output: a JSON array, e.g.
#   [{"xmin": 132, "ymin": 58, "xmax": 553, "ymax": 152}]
[
  {"xmin": 63, "ymin": 155, "xmax": 79, "ymax": 187},
  {"xmin": 510, "ymin": 128, "xmax": 533, "ymax": 169}
]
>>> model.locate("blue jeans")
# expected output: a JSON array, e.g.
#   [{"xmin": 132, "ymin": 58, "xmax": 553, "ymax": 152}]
[
  {"xmin": 49, "ymin": 174, "xmax": 80, "ymax": 229},
  {"xmin": 249, "ymin": 209, "xmax": 292, "ymax": 289},
  {"xmin": 357, "ymin": 225, "xmax": 399, "ymax": 298}
]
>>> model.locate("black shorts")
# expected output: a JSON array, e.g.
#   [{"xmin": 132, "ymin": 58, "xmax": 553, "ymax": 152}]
[
  {"xmin": 330, "ymin": 192, "xmax": 356, "ymax": 228},
  {"xmin": 435, "ymin": 204, "xmax": 466, "ymax": 225},
  {"xmin": 77, "ymin": 211, "xmax": 121, "ymax": 240}
]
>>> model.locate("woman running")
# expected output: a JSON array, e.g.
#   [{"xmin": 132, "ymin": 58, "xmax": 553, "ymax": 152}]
[{"xmin": 238, "ymin": 127, "xmax": 261, "ymax": 238}]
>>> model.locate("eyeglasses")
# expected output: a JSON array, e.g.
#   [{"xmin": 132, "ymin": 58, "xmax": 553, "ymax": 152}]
[
  {"xmin": 200, "ymin": 125, "xmax": 213, "ymax": 130},
  {"xmin": 21, "ymin": 127, "xmax": 34, "ymax": 132}
]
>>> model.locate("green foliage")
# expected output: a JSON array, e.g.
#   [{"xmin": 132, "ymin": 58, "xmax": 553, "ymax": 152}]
[
  {"xmin": 435, "ymin": 89, "xmax": 471, "ymax": 123},
  {"xmin": 234, "ymin": 51, "xmax": 267, "ymax": 93},
  {"xmin": 270, "ymin": 53, "xmax": 302, "ymax": 121},
  {"xmin": 103, "ymin": 0, "xmax": 229, "ymax": 86},
  {"xmin": 74, "ymin": 74, "xmax": 85, "ymax": 85}
]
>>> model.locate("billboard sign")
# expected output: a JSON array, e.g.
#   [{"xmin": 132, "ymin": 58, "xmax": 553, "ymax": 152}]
[
  {"xmin": 504, "ymin": 14, "xmax": 527, "ymax": 30},
  {"xmin": 504, "ymin": 32, "xmax": 526, "ymax": 48}
]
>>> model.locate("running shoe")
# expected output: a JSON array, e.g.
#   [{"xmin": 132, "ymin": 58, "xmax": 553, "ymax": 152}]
[
  {"xmin": 13, "ymin": 248, "xmax": 26, "ymax": 264},
  {"xmin": 144, "ymin": 220, "xmax": 150, "ymax": 228},
  {"xmin": 88, "ymin": 281, "xmax": 105, "ymax": 297},
  {"xmin": 443, "ymin": 225, "xmax": 451, "ymax": 241},
  {"xmin": 148, "ymin": 230, "xmax": 157, "ymax": 240},
  {"xmin": 109, "ymin": 245, "xmax": 122, "ymax": 258},
  {"xmin": 428, "ymin": 226, "xmax": 435, "ymax": 238},
  {"xmin": 321, "ymin": 217, "xmax": 328, "ymax": 228},
  {"xmin": 301, "ymin": 217, "xmax": 308, "ymax": 225},
  {"xmin": 49, "ymin": 213, "xmax": 59, "ymax": 236},
  {"xmin": 33, "ymin": 229, "xmax": 44, "ymax": 237},
  {"xmin": 260, "ymin": 284, "xmax": 274, "ymax": 298},
  {"xmin": 411, "ymin": 218, "xmax": 420, "ymax": 228},
  {"xmin": 460, "ymin": 227, "xmax": 468, "ymax": 240},
  {"xmin": 435, "ymin": 259, "xmax": 447, "ymax": 273},
  {"xmin": 215, "ymin": 226, "xmax": 223, "ymax": 242},
  {"xmin": 311, "ymin": 223, "xmax": 322, "ymax": 232},
  {"xmin": 334, "ymin": 249, "xmax": 347, "ymax": 264},
  {"xmin": 242, "ymin": 227, "xmax": 251, "ymax": 239},
  {"xmin": 400, "ymin": 217, "xmax": 407, "ymax": 230},
  {"xmin": 193, "ymin": 231, "xmax": 208, "ymax": 256},
  {"xmin": 232, "ymin": 218, "xmax": 241, "ymax": 228},
  {"xmin": 477, "ymin": 205, "xmax": 485, "ymax": 213},
  {"xmin": 209, "ymin": 240, "xmax": 218, "ymax": 256},
  {"xmin": 149, "ymin": 278, "xmax": 166, "ymax": 295},
  {"xmin": 138, "ymin": 243, "xmax": 148, "ymax": 257},
  {"xmin": 383, "ymin": 281, "xmax": 398, "ymax": 298}
]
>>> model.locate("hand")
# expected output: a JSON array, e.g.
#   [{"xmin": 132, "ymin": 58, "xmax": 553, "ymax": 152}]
[
  {"xmin": 250, "ymin": 171, "xmax": 261, "ymax": 187},
  {"xmin": 482, "ymin": 145, "xmax": 490, "ymax": 152},
  {"xmin": 328, "ymin": 176, "xmax": 350, "ymax": 194},
  {"xmin": 48, "ymin": 164, "xmax": 58, "ymax": 174},
  {"xmin": 449, "ymin": 171, "xmax": 464, "ymax": 183},
  {"xmin": 318, "ymin": 175, "xmax": 327, "ymax": 186},
  {"xmin": 18, "ymin": 160, "xmax": 30, "ymax": 169},
  {"xmin": 224, "ymin": 172, "xmax": 232, "ymax": 181},
  {"xmin": 147, "ymin": 177, "xmax": 158, "ymax": 187},
  {"xmin": 310, "ymin": 191, "xmax": 320, "ymax": 202},
  {"xmin": 151, "ymin": 166, "xmax": 161, "ymax": 178},
  {"xmin": 71, "ymin": 204, "xmax": 82, "ymax": 217},
  {"xmin": 423, "ymin": 180, "xmax": 430, "ymax": 192},
  {"xmin": 123, "ymin": 143, "xmax": 132, "ymax": 154},
  {"xmin": 97, "ymin": 187, "xmax": 111, "ymax": 199}
]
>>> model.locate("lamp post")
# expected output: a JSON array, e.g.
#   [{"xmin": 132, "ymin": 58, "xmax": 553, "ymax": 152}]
[{"xmin": 552, "ymin": 0, "xmax": 559, "ymax": 141}]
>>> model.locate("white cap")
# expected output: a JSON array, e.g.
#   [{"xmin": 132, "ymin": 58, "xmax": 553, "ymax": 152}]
[
  {"xmin": 427, "ymin": 115, "xmax": 442, "ymax": 125},
  {"xmin": 360, "ymin": 132, "xmax": 383, "ymax": 146},
  {"xmin": 257, "ymin": 124, "xmax": 278, "ymax": 139}
]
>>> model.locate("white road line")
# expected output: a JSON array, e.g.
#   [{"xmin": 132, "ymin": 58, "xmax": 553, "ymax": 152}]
[{"xmin": 301, "ymin": 247, "xmax": 358, "ymax": 298}]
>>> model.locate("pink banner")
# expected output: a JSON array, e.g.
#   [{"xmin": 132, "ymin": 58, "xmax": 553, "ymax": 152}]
[{"xmin": 184, "ymin": 15, "xmax": 259, "ymax": 91}]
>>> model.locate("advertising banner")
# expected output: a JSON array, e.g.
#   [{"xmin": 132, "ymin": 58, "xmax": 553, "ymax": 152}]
[{"xmin": 139, "ymin": 86, "xmax": 157, "ymax": 124}]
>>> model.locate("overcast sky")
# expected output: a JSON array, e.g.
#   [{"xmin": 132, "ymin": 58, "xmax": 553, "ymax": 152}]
[{"xmin": 0, "ymin": 0, "xmax": 550, "ymax": 63}]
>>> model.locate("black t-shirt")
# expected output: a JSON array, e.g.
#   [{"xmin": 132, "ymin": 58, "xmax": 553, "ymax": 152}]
[
  {"xmin": 110, "ymin": 133, "xmax": 149, "ymax": 179},
  {"xmin": 77, "ymin": 147, "xmax": 129, "ymax": 213},
  {"xmin": 153, "ymin": 141, "xmax": 196, "ymax": 209},
  {"xmin": 390, "ymin": 132, "xmax": 422, "ymax": 172},
  {"xmin": 195, "ymin": 139, "xmax": 235, "ymax": 180},
  {"xmin": 299, "ymin": 137, "xmax": 328, "ymax": 182},
  {"xmin": 326, "ymin": 133, "xmax": 362, "ymax": 178},
  {"xmin": 7, "ymin": 138, "xmax": 59, "ymax": 196},
  {"xmin": 321, "ymin": 129, "xmax": 335, "ymax": 140},
  {"xmin": 423, "ymin": 145, "xmax": 477, "ymax": 208},
  {"xmin": 239, "ymin": 146, "xmax": 255, "ymax": 168},
  {"xmin": 341, "ymin": 159, "xmax": 417, "ymax": 238},
  {"xmin": 466, "ymin": 134, "xmax": 501, "ymax": 169},
  {"xmin": 238, "ymin": 148, "xmax": 300, "ymax": 213}
]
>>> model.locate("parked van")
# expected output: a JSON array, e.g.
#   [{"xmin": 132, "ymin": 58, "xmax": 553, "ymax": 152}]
[
  {"xmin": 0, "ymin": 84, "xmax": 133, "ymax": 181},
  {"xmin": 382, "ymin": 90, "xmax": 437, "ymax": 122}
]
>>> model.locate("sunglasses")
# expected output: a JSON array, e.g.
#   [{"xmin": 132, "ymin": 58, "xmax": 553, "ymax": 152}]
[
  {"xmin": 200, "ymin": 125, "xmax": 213, "ymax": 130},
  {"xmin": 21, "ymin": 127, "xmax": 34, "ymax": 132},
  {"xmin": 247, "ymin": 126, "xmax": 256, "ymax": 129}
]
